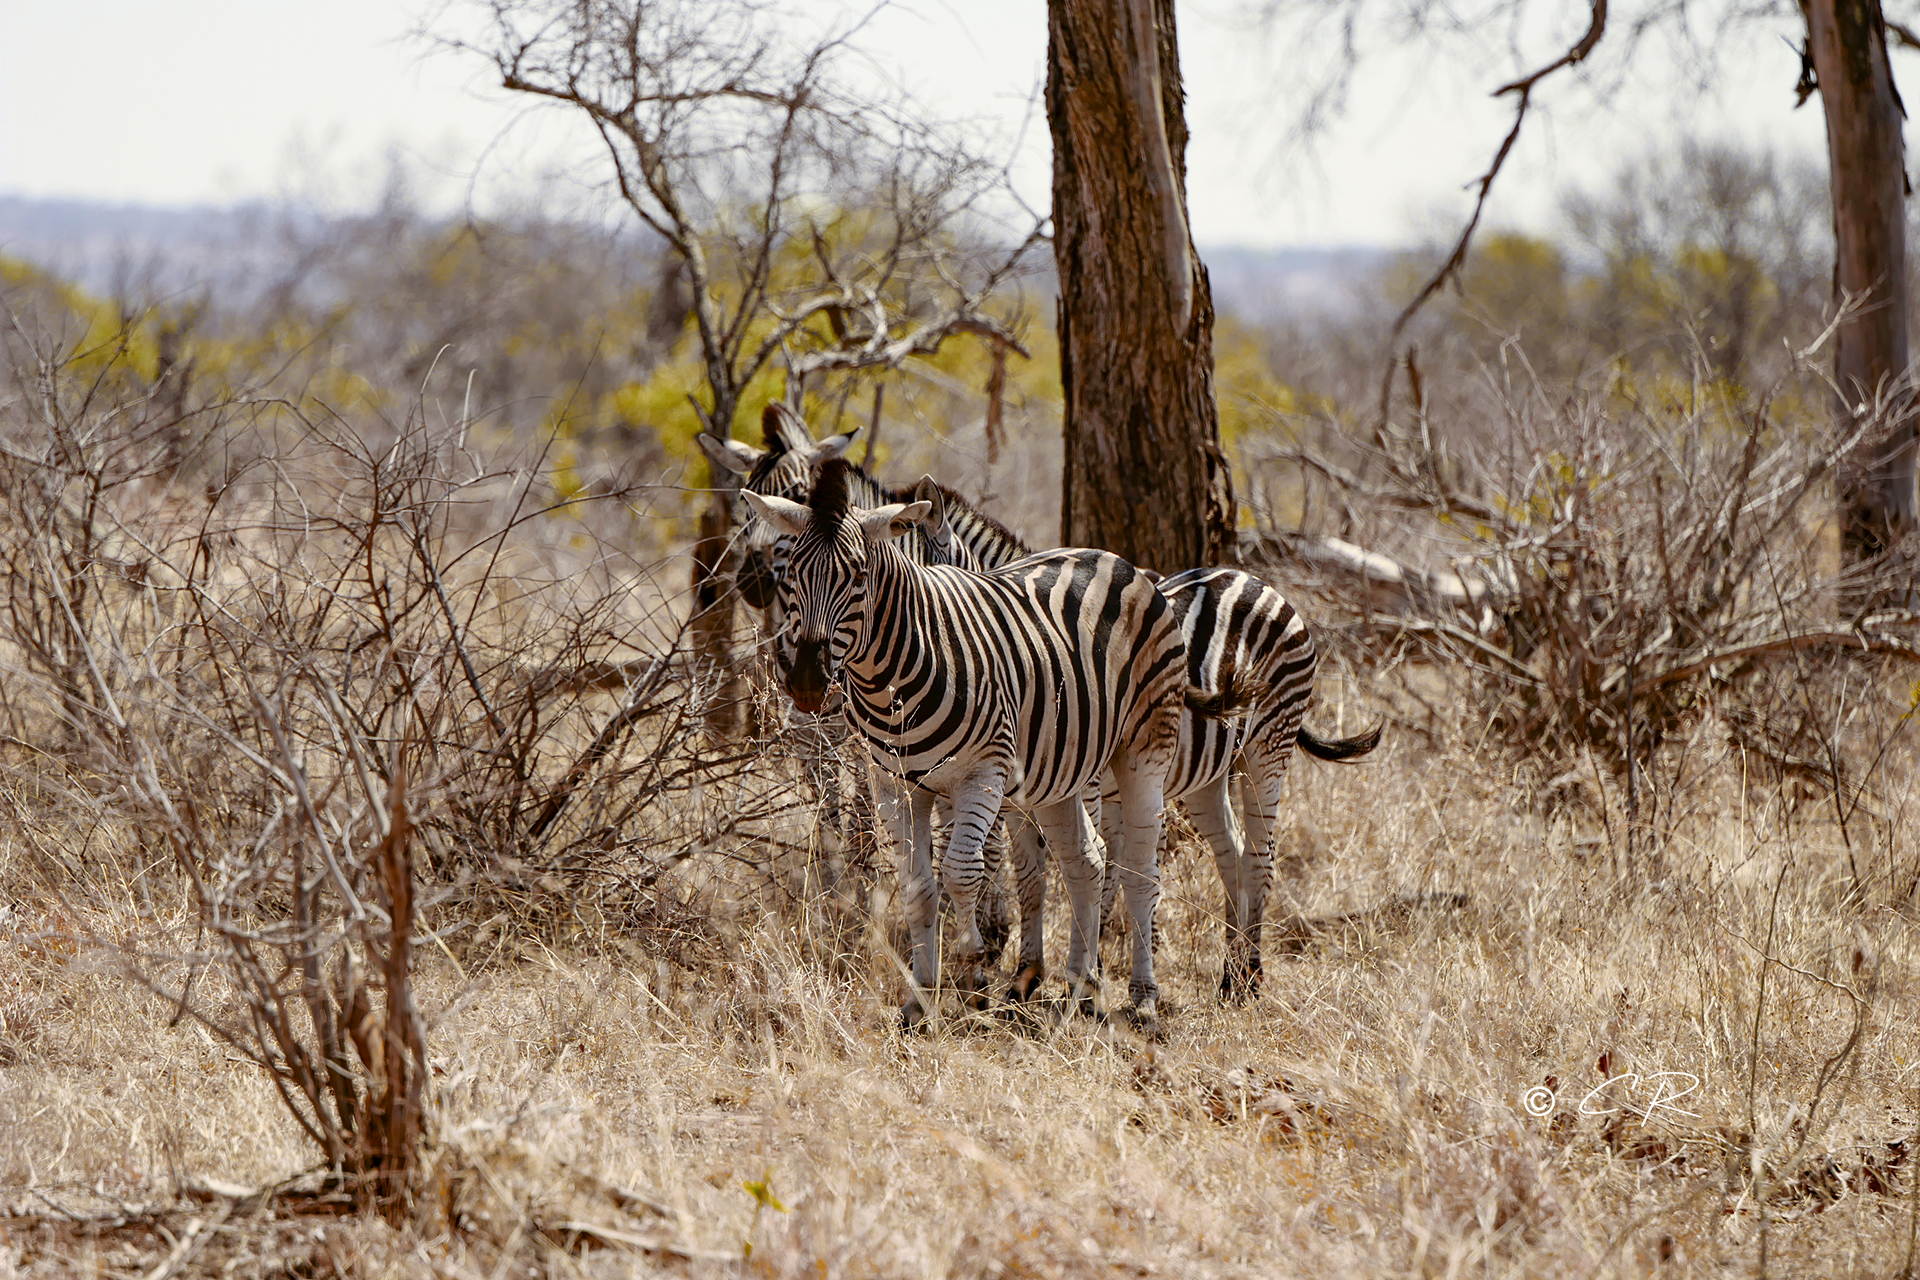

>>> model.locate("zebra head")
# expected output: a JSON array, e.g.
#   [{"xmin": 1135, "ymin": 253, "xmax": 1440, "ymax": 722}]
[
  {"xmin": 695, "ymin": 403, "xmax": 857, "ymax": 610},
  {"xmin": 741, "ymin": 460, "xmax": 931, "ymax": 715}
]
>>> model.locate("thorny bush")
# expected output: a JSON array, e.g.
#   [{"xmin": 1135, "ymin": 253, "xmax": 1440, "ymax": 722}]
[{"xmin": 0, "ymin": 309, "xmax": 872, "ymax": 1208}]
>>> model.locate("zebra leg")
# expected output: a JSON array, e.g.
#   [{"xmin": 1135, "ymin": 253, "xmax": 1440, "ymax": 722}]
[
  {"xmin": 1232, "ymin": 751, "xmax": 1291, "ymax": 999},
  {"xmin": 936, "ymin": 770, "xmax": 1009, "ymax": 1007},
  {"xmin": 929, "ymin": 799, "xmax": 1011, "ymax": 972},
  {"xmin": 1107, "ymin": 759, "xmax": 1168, "ymax": 1023},
  {"xmin": 1096, "ymin": 781, "xmax": 1125, "ymax": 940},
  {"xmin": 880, "ymin": 773, "xmax": 941, "ymax": 1029},
  {"xmin": 1007, "ymin": 812, "xmax": 1049, "ymax": 1001},
  {"xmin": 1031, "ymin": 798, "xmax": 1106, "ymax": 1015},
  {"xmin": 976, "ymin": 817, "xmax": 1013, "ymax": 970},
  {"xmin": 813, "ymin": 747, "xmax": 844, "ymax": 850},
  {"xmin": 1185, "ymin": 773, "xmax": 1254, "ymax": 1000}
]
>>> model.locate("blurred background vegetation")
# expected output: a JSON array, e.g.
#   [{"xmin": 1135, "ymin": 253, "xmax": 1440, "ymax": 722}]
[{"xmin": 0, "ymin": 134, "xmax": 1851, "ymax": 547}]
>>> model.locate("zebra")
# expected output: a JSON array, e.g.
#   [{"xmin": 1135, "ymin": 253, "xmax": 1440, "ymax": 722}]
[
  {"xmin": 875, "ymin": 511, "xmax": 1380, "ymax": 1000},
  {"xmin": 698, "ymin": 406, "xmax": 1017, "ymax": 962},
  {"xmin": 743, "ymin": 459, "xmax": 1196, "ymax": 1027},
  {"xmin": 1130, "ymin": 566, "xmax": 1380, "ymax": 996},
  {"xmin": 707, "ymin": 411, "xmax": 1379, "ymax": 1000}
]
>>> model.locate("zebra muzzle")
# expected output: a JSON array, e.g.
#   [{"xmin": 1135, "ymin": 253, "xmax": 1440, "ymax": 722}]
[{"xmin": 786, "ymin": 639, "xmax": 831, "ymax": 714}]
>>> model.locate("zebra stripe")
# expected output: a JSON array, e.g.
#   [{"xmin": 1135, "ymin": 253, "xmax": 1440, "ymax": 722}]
[
  {"xmin": 698, "ymin": 408, "xmax": 1019, "ymax": 967},
  {"xmin": 744, "ymin": 460, "xmax": 1188, "ymax": 1026}
]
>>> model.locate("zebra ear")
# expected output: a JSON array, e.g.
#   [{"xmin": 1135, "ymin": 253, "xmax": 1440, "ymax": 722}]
[
  {"xmin": 860, "ymin": 501, "xmax": 933, "ymax": 542},
  {"xmin": 910, "ymin": 477, "xmax": 949, "ymax": 535},
  {"xmin": 817, "ymin": 427, "xmax": 859, "ymax": 460},
  {"xmin": 741, "ymin": 489, "xmax": 810, "ymax": 539},
  {"xmin": 697, "ymin": 432, "xmax": 761, "ymax": 476}
]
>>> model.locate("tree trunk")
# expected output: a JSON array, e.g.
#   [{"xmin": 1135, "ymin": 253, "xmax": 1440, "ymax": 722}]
[
  {"xmin": 690, "ymin": 393, "xmax": 742, "ymax": 738},
  {"xmin": 1048, "ymin": 0, "xmax": 1235, "ymax": 573},
  {"xmin": 1805, "ymin": 0, "xmax": 1918, "ymax": 569}
]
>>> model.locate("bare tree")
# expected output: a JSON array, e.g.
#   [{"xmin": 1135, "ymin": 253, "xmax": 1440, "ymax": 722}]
[
  {"xmin": 444, "ymin": 0, "xmax": 1040, "ymax": 727},
  {"xmin": 1260, "ymin": 0, "xmax": 1917, "ymax": 579},
  {"xmin": 1804, "ymin": 0, "xmax": 1919, "ymax": 567},
  {"xmin": 1049, "ymin": 0, "xmax": 1236, "ymax": 572},
  {"xmin": 1561, "ymin": 139, "xmax": 1832, "ymax": 390}
]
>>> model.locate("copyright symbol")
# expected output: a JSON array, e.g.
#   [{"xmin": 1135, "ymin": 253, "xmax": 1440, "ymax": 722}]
[{"xmin": 1523, "ymin": 1086, "xmax": 1556, "ymax": 1117}]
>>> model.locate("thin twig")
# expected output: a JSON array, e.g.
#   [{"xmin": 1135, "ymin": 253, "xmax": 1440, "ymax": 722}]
[{"xmin": 1374, "ymin": 0, "xmax": 1609, "ymax": 432}]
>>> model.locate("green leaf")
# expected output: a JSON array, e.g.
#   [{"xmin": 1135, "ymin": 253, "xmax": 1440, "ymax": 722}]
[{"xmin": 743, "ymin": 1178, "xmax": 788, "ymax": 1213}]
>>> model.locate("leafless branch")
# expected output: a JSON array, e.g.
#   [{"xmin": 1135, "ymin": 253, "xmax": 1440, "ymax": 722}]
[{"xmin": 1374, "ymin": 0, "xmax": 1610, "ymax": 431}]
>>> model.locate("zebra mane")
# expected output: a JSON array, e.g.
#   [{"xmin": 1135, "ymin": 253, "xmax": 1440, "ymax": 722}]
[
  {"xmin": 811, "ymin": 457, "xmax": 859, "ymax": 541},
  {"xmin": 925, "ymin": 481, "xmax": 1030, "ymax": 566},
  {"xmin": 743, "ymin": 405, "xmax": 799, "ymax": 495}
]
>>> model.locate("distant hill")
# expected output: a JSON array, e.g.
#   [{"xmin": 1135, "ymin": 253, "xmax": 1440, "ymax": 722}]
[
  {"xmin": 0, "ymin": 194, "xmax": 1387, "ymax": 321},
  {"xmin": 1198, "ymin": 245, "xmax": 1388, "ymax": 323},
  {"xmin": 0, "ymin": 195, "xmax": 297, "ymax": 300}
]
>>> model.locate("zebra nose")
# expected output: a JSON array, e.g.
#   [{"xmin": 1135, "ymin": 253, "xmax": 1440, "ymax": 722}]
[{"xmin": 787, "ymin": 638, "xmax": 830, "ymax": 714}]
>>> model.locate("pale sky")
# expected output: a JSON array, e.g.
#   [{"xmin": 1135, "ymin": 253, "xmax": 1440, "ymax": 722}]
[{"xmin": 0, "ymin": 0, "xmax": 1842, "ymax": 248}]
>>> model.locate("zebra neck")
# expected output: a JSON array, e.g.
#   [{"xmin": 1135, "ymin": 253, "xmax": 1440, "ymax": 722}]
[{"xmin": 839, "ymin": 538, "xmax": 936, "ymax": 713}]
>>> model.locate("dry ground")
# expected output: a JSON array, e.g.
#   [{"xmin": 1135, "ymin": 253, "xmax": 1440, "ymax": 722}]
[{"xmin": 6, "ymin": 690, "xmax": 1920, "ymax": 1280}]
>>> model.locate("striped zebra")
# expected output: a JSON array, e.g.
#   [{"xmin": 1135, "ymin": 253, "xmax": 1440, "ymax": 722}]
[
  {"xmin": 1130, "ymin": 566, "xmax": 1379, "ymax": 996},
  {"xmin": 699, "ymin": 406, "xmax": 1016, "ymax": 962},
  {"xmin": 743, "ymin": 459, "xmax": 1194, "ymax": 1026},
  {"xmin": 708, "ymin": 411, "xmax": 1379, "ymax": 1000},
  {"xmin": 902, "ymin": 500, "xmax": 1381, "ymax": 999}
]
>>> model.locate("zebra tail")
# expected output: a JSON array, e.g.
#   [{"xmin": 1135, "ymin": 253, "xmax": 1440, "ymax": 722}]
[
  {"xmin": 1298, "ymin": 720, "xmax": 1384, "ymax": 761},
  {"xmin": 1183, "ymin": 673, "xmax": 1258, "ymax": 720}
]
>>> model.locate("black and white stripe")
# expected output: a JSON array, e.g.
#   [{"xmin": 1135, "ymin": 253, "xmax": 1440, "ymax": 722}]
[
  {"xmin": 744, "ymin": 460, "xmax": 1190, "ymax": 1025},
  {"xmin": 1136, "ymin": 567, "xmax": 1379, "ymax": 996}
]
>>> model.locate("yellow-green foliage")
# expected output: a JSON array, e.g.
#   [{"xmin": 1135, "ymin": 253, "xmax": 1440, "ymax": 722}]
[
  {"xmin": 2, "ymin": 253, "xmax": 162, "ymax": 385},
  {"xmin": 551, "ymin": 343, "xmax": 797, "ymax": 498},
  {"xmin": 1577, "ymin": 242, "xmax": 1778, "ymax": 375},
  {"xmin": 1450, "ymin": 233, "xmax": 1574, "ymax": 347},
  {"xmin": 0, "ymin": 253, "xmax": 396, "ymax": 418},
  {"xmin": 1215, "ymin": 313, "xmax": 1303, "ymax": 450}
]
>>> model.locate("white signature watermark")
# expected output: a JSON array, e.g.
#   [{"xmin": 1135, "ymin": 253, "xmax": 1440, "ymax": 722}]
[{"xmin": 1523, "ymin": 1070, "xmax": 1701, "ymax": 1122}]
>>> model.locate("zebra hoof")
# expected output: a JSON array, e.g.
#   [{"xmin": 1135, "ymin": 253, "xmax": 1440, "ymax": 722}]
[
  {"xmin": 1123, "ymin": 996, "xmax": 1164, "ymax": 1042},
  {"xmin": 1068, "ymin": 976, "xmax": 1107, "ymax": 1021},
  {"xmin": 1006, "ymin": 963, "xmax": 1045, "ymax": 1003},
  {"xmin": 897, "ymin": 1000, "xmax": 931, "ymax": 1034},
  {"xmin": 1218, "ymin": 969, "xmax": 1260, "ymax": 1004}
]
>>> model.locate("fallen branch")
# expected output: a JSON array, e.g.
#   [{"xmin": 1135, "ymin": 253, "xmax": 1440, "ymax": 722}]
[
  {"xmin": 1256, "ymin": 531, "xmax": 1512, "ymax": 627},
  {"xmin": 1645, "ymin": 629, "xmax": 1920, "ymax": 690}
]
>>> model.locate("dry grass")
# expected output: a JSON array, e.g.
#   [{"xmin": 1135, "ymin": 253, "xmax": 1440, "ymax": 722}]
[
  {"xmin": 4, "ymin": 298, "xmax": 1920, "ymax": 1277},
  {"xmin": 7, "ymin": 706, "xmax": 1920, "ymax": 1277}
]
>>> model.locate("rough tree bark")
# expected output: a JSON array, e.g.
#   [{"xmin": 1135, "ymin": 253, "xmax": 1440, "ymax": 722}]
[
  {"xmin": 1804, "ymin": 0, "xmax": 1919, "ymax": 566},
  {"xmin": 689, "ymin": 477, "xmax": 741, "ymax": 738},
  {"xmin": 1048, "ymin": 0, "xmax": 1235, "ymax": 572}
]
